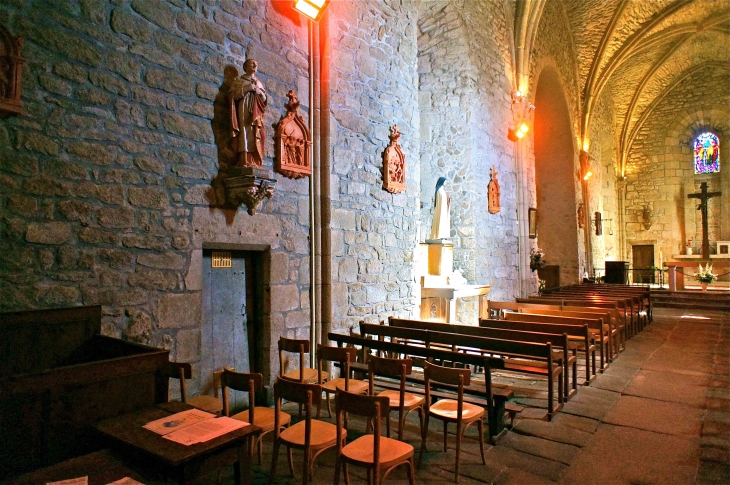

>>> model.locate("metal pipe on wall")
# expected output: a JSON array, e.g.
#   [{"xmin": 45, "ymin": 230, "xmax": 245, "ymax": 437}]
[
  {"xmin": 308, "ymin": 19, "xmax": 317, "ymax": 368},
  {"xmin": 319, "ymin": 11, "xmax": 332, "ymax": 345}
]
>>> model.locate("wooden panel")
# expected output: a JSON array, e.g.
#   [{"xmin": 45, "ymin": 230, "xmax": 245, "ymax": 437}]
[
  {"xmin": 0, "ymin": 306, "xmax": 100, "ymax": 376},
  {"xmin": 632, "ymin": 245, "xmax": 654, "ymax": 284},
  {"xmin": 537, "ymin": 265, "xmax": 560, "ymax": 289}
]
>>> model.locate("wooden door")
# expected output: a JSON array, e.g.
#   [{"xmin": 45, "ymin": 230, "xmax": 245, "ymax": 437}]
[
  {"xmin": 202, "ymin": 250, "xmax": 261, "ymax": 410},
  {"xmin": 632, "ymin": 245, "xmax": 654, "ymax": 284}
]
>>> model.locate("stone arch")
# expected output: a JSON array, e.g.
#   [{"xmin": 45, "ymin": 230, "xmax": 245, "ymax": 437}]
[
  {"xmin": 534, "ymin": 66, "xmax": 580, "ymax": 284},
  {"xmin": 417, "ymin": 1, "xmax": 479, "ymax": 281}
]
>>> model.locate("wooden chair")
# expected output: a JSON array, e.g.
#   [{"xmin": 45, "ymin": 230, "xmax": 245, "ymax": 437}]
[
  {"xmin": 317, "ymin": 345, "xmax": 369, "ymax": 418},
  {"xmin": 368, "ymin": 355, "xmax": 424, "ymax": 440},
  {"xmin": 164, "ymin": 362, "xmax": 223, "ymax": 415},
  {"xmin": 334, "ymin": 389, "xmax": 416, "ymax": 485},
  {"xmin": 270, "ymin": 377, "xmax": 345, "ymax": 485},
  {"xmin": 221, "ymin": 368, "xmax": 291, "ymax": 465},
  {"xmin": 279, "ymin": 337, "xmax": 329, "ymax": 384},
  {"xmin": 417, "ymin": 362, "xmax": 486, "ymax": 483}
]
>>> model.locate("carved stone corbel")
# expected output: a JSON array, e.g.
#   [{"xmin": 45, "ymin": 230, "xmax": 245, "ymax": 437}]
[
  {"xmin": 275, "ymin": 90, "xmax": 311, "ymax": 179},
  {"xmin": 382, "ymin": 124, "xmax": 406, "ymax": 193},
  {"xmin": 223, "ymin": 167, "xmax": 277, "ymax": 215},
  {"xmin": 0, "ymin": 24, "xmax": 25, "ymax": 117}
]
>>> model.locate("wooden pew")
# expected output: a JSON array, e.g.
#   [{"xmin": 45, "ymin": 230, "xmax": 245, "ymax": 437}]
[
  {"xmin": 358, "ymin": 323, "xmax": 564, "ymax": 420},
  {"xmin": 499, "ymin": 312, "xmax": 603, "ymax": 375},
  {"xmin": 386, "ymin": 317, "xmax": 578, "ymax": 400},
  {"xmin": 564, "ymin": 284, "xmax": 652, "ymax": 323},
  {"xmin": 543, "ymin": 289, "xmax": 645, "ymax": 333},
  {"xmin": 481, "ymin": 316, "xmax": 597, "ymax": 384},
  {"xmin": 327, "ymin": 332, "xmax": 513, "ymax": 440}
]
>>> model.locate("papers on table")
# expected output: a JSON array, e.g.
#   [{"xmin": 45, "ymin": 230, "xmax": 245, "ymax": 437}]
[
  {"xmin": 144, "ymin": 409, "xmax": 249, "ymax": 446},
  {"xmin": 162, "ymin": 416, "xmax": 248, "ymax": 446},
  {"xmin": 47, "ymin": 478, "xmax": 87, "ymax": 485},
  {"xmin": 143, "ymin": 409, "xmax": 214, "ymax": 435}
]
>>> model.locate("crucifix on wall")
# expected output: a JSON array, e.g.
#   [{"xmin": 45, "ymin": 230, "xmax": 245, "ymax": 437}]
[{"xmin": 687, "ymin": 182, "xmax": 721, "ymax": 259}]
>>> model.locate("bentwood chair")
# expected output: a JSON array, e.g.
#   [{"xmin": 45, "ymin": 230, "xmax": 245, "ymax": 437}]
[
  {"xmin": 417, "ymin": 362, "xmax": 486, "ymax": 482},
  {"xmin": 368, "ymin": 355, "xmax": 424, "ymax": 440},
  {"xmin": 316, "ymin": 345, "xmax": 369, "ymax": 418},
  {"xmin": 334, "ymin": 389, "xmax": 416, "ymax": 485},
  {"xmin": 221, "ymin": 368, "xmax": 291, "ymax": 465},
  {"xmin": 279, "ymin": 337, "xmax": 329, "ymax": 384},
  {"xmin": 164, "ymin": 362, "xmax": 224, "ymax": 415},
  {"xmin": 269, "ymin": 377, "xmax": 345, "ymax": 485}
]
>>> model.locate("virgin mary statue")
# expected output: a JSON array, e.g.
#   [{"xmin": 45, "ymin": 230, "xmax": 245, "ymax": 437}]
[{"xmin": 428, "ymin": 176, "xmax": 450, "ymax": 240}]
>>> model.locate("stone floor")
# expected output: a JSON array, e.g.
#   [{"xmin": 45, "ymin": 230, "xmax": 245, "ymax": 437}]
[{"xmin": 212, "ymin": 307, "xmax": 729, "ymax": 485}]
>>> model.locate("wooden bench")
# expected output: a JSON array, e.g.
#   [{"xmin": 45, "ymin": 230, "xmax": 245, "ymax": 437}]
[
  {"xmin": 386, "ymin": 317, "xmax": 578, "ymax": 399},
  {"xmin": 358, "ymin": 323, "xmax": 564, "ymax": 420},
  {"xmin": 327, "ymin": 332, "xmax": 514, "ymax": 440},
  {"xmin": 542, "ymin": 289, "xmax": 645, "ymax": 333},
  {"xmin": 498, "ymin": 313, "xmax": 603, "ymax": 376},
  {"xmin": 560, "ymin": 284, "xmax": 652, "ymax": 323},
  {"xmin": 488, "ymin": 300, "xmax": 612, "ymax": 367}
]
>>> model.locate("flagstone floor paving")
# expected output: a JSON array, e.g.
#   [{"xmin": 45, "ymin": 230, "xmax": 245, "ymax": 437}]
[{"xmin": 209, "ymin": 308, "xmax": 728, "ymax": 485}]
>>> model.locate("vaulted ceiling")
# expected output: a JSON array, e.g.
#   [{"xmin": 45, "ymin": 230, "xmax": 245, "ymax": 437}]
[{"xmin": 517, "ymin": 0, "xmax": 730, "ymax": 174}]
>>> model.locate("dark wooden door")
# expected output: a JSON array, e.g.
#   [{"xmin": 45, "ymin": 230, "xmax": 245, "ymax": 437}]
[{"xmin": 632, "ymin": 245, "xmax": 654, "ymax": 284}]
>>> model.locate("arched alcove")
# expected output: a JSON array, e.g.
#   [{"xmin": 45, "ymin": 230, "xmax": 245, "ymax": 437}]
[{"xmin": 534, "ymin": 67, "xmax": 579, "ymax": 285}]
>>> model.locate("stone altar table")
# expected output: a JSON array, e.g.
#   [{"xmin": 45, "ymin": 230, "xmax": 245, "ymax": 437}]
[{"xmin": 666, "ymin": 257, "xmax": 730, "ymax": 290}]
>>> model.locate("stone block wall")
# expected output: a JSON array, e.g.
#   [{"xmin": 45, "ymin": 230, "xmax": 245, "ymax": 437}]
[
  {"xmin": 327, "ymin": 0, "xmax": 421, "ymax": 331},
  {"xmin": 0, "ymin": 0, "xmax": 314, "ymax": 392},
  {"xmin": 624, "ymin": 65, "xmax": 729, "ymax": 263},
  {"xmin": 417, "ymin": 0, "xmax": 517, "ymax": 307}
]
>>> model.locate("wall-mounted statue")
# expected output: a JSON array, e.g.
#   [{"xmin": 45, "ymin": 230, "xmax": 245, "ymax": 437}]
[
  {"xmin": 275, "ymin": 90, "xmax": 311, "ymax": 179},
  {"xmin": 577, "ymin": 202, "xmax": 584, "ymax": 228},
  {"xmin": 488, "ymin": 165, "xmax": 500, "ymax": 214},
  {"xmin": 0, "ymin": 24, "xmax": 25, "ymax": 116},
  {"xmin": 229, "ymin": 59, "xmax": 267, "ymax": 168},
  {"xmin": 428, "ymin": 176, "xmax": 450, "ymax": 241},
  {"xmin": 382, "ymin": 124, "xmax": 406, "ymax": 194},
  {"xmin": 595, "ymin": 211, "xmax": 602, "ymax": 236}
]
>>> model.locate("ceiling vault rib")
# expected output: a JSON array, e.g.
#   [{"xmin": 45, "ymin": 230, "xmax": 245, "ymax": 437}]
[
  {"xmin": 583, "ymin": 0, "xmax": 694, "ymax": 142},
  {"xmin": 581, "ymin": 0, "xmax": 629, "ymax": 142},
  {"xmin": 622, "ymin": 61, "xmax": 729, "ymax": 175},
  {"xmin": 618, "ymin": 36, "xmax": 691, "ymax": 175}
]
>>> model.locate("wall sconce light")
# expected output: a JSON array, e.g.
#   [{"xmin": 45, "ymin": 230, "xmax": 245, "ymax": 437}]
[
  {"xmin": 583, "ymin": 170, "xmax": 592, "ymax": 181},
  {"xmin": 511, "ymin": 90, "xmax": 524, "ymax": 104},
  {"xmin": 293, "ymin": 0, "xmax": 329, "ymax": 21},
  {"xmin": 508, "ymin": 121, "xmax": 529, "ymax": 141}
]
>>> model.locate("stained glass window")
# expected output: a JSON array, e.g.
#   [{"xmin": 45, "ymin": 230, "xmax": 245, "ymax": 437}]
[{"xmin": 694, "ymin": 132, "xmax": 720, "ymax": 174}]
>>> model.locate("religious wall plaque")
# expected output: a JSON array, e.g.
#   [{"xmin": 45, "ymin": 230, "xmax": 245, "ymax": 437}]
[
  {"xmin": 488, "ymin": 165, "xmax": 501, "ymax": 214},
  {"xmin": 275, "ymin": 90, "xmax": 311, "ymax": 179},
  {"xmin": 0, "ymin": 24, "xmax": 25, "ymax": 116},
  {"xmin": 382, "ymin": 124, "xmax": 406, "ymax": 194},
  {"xmin": 577, "ymin": 202, "xmax": 585, "ymax": 228}
]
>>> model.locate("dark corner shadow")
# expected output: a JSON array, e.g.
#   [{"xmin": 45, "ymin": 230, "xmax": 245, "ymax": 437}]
[{"xmin": 208, "ymin": 64, "xmax": 241, "ymax": 226}]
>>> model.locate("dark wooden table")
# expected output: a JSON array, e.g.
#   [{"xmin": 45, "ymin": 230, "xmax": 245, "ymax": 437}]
[{"xmin": 94, "ymin": 401, "xmax": 261, "ymax": 485}]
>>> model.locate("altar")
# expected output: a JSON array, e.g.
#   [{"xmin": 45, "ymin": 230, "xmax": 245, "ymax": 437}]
[{"xmin": 665, "ymin": 256, "xmax": 730, "ymax": 290}]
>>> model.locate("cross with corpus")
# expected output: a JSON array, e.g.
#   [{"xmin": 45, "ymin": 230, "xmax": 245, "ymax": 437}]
[{"xmin": 688, "ymin": 182, "xmax": 721, "ymax": 259}]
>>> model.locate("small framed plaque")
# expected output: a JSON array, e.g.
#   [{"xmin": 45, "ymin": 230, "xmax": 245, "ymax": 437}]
[{"xmin": 528, "ymin": 208, "xmax": 537, "ymax": 239}]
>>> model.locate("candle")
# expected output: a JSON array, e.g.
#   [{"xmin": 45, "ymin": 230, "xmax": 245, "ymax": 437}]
[{"xmin": 659, "ymin": 250, "xmax": 663, "ymax": 268}]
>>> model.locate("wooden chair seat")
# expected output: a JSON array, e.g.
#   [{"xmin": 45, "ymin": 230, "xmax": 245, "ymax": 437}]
[
  {"xmin": 280, "ymin": 419, "xmax": 346, "ymax": 448},
  {"xmin": 322, "ymin": 377, "xmax": 369, "ymax": 394},
  {"xmin": 429, "ymin": 400, "xmax": 485, "ymax": 421},
  {"xmin": 378, "ymin": 390, "xmax": 424, "ymax": 408},
  {"xmin": 186, "ymin": 394, "xmax": 223, "ymax": 415},
  {"xmin": 342, "ymin": 434, "xmax": 414, "ymax": 466},
  {"xmin": 283, "ymin": 367, "xmax": 329, "ymax": 383},
  {"xmin": 231, "ymin": 406, "xmax": 291, "ymax": 432}
]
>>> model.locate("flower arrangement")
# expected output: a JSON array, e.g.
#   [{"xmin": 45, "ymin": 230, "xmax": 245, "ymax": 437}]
[
  {"xmin": 694, "ymin": 263, "xmax": 716, "ymax": 284},
  {"xmin": 530, "ymin": 248, "xmax": 546, "ymax": 271},
  {"xmin": 538, "ymin": 279, "xmax": 546, "ymax": 294},
  {"xmin": 686, "ymin": 239, "xmax": 692, "ymax": 248}
]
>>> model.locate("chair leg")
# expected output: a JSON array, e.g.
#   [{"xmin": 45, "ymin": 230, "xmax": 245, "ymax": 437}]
[
  {"xmin": 269, "ymin": 439, "xmax": 281, "ymax": 485},
  {"xmin": 407, "ymin": 457, "xmax": 416, "ymax": 485},
  {"xmin": 443, "ymin": 421, "xmax": 448, "ymax": 451},
  {"xmin": 302, "ymin": 449, "xmax": 309, "ymax": 485},
  {"xmin": 477, "ymin": 419, "xmax": 486, "ymax": 465},
  {"xmin": 327, "ymin": 392, "xmax": 333, "ymax": 418},
  {"xmin": 288, "ymin": 446, "xmax": 295, "ymax": 476},
  {"xmin": 344, "ymin": 462, "xmax": 351, "ymax": 485},
  {"xmin": 334, "ymin": 456, "xmax": 341, "ymax": 485},
  {"xmin": 367, "ymin": 468, "xmax": 371, "ymax": 485},
  {"xmin": 257, "ymin": 437, "xmax": 263, "ymax": 465},
  {"xmin": 417, "ymin": 411, "xmax": 430, "ymax": 469},
  {"xmin": 455, "ymin": 422, "xmax": 462, "ymax": 483}
]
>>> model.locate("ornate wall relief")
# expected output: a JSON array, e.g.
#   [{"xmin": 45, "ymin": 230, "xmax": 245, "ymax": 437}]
[
  {"xmin": 488, "ymin": 165, "xmax": 501, "ymax": 214},
  {"xmin": 0, "ymin": 24, "xmax": 25, "ymax": 116},
  {"xmin": 274, "ymin": 90, "xmax": 311, "ymax": 179},
  {"xmin": 382, "ymin": 124, "xmax": 406, "ymax": 193}
]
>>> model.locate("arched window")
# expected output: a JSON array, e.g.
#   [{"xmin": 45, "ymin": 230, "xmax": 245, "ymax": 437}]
[{"xmin": 694, "ymin": 132, "xmax": 720, "ymax": 174}]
